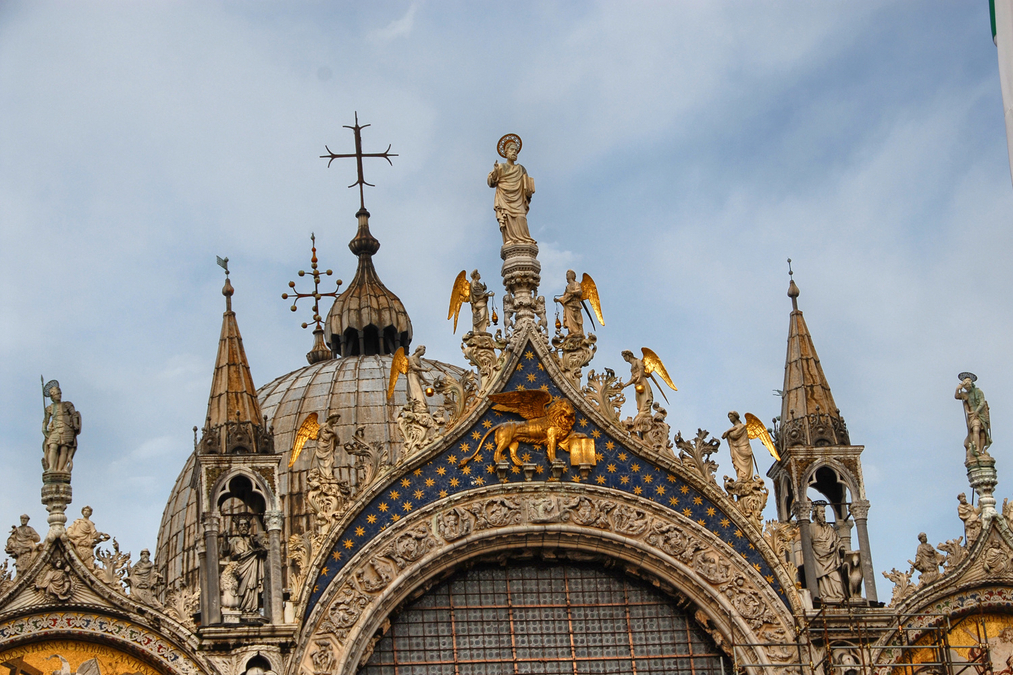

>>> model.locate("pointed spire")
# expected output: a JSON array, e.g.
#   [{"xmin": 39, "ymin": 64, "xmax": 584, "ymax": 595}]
[
  {"xmin": 198, "ymin": 266, "xmax": 274, "ymax": 454},
  {"xmin": 778, "ymin": 261, "xmax": 849, "ymax": 450}
]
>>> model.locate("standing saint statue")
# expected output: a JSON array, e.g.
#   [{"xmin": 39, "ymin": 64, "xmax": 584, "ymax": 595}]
[
  {"xmin": 469, "ymin": 270, "xmax": 494, "ymax": 334},
  {"xmin": 487, "ymin": 134, "xmax": 536, "ymax": 246},
  {"xmin": 42, "ymin": 380, "xmax": 82, "ymax": 473},
  {"xmin": 722, "ymin": 412, "xmax": 755, "ymax": 483},
  {"xmin": 810, "ymin": 505, "xmax": 846, "ymax": 602},
  {"xmin": 313, "ymin": 413, "xmax": 341, "ymax": 477},
  {"xmin": 66, "ymin": 506, "xmax": 110, "ymax": 570},
  {"xmin": 405, "ymin": 346, "xmax": 430, "ymax": 403},
  {"xmin": 556, "ymin": 270, "xmax": 585, "ymax": 337},
  {"xmin": 125, "ymin": 548, "xmax": 163, "ymax": 607},
  {"xmin": 5, "ymin": 515, "xmax": 40, "ymax": 573},
  {"xmin": 220, "ymin": 516, "xmax": 267, "ymax": 614},
  {"xmin": 956, "ymin": 373, "xmax": 991, "ymax": 461},
  {"xmin": 957, "ymin": 492, "xmax": 982, "ymax": 544}
]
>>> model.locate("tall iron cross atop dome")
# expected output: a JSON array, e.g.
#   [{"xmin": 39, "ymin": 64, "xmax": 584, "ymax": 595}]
[{"xmin": 320, "ymin": 112, "xmax": 398, "ymax": 211}]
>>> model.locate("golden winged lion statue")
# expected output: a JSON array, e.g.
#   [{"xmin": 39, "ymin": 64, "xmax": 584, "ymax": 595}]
[{"xmin": 460, "ymin": 390, "xmax": 577, "ymax": 467}]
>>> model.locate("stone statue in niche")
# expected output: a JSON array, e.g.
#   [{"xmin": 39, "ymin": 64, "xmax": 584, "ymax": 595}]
[
  {"xmin": 488, "ymin": 134, "xmax": 535, "ymax": 246},
  {"xmin": 42, "ymin": 380, "xmax": 82, "ymax": 473},
  {"xmin": 810, "ymin": 505, "xmax": 846, "ymax": 602},
  {"xmin": 5, "ymin": 514, "xmax": 40, "ymax": 574},
  {"xmin": 66, "ymin": 506, "xmax": 110, "ymax": 570},
  {"xmin": 220, "ymin": 516, "xmax": 267, "ymax": 614},
  {"xmin": 956, "ymin": 373, "xmax": 991, "ymax": 461},
  {"xmin": 957, "ymin": 492, "xmax": 982, "ymax": 545}
]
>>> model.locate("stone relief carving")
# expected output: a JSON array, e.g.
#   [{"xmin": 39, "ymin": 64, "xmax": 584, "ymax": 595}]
[
  {"xmin": 526, "ymin": 496, "xmax": 563, "ymax": 523},
  {"xmin": 383, "ymin": 524, "xmax": 438, "ymax": 569},
  {"xmin": 309, "ymin": 639, "xmax": 337, "ymax": 675},
  {"xmin": 467, "ymin": 497, "xmax": 523, "ymax": 530},
  {"xmin": 582, "ymin": 368, "xmax": 625, "ymax": 427},
  {"xmin": 551, "ymin": 331, "xmax": 597, "ymax": 386},
  {"xmin": 345, "ymin": 426, "xmax": 391, "ymax": 491},
  {"xmin": 319, "ymin": 583, "xmax": 371, "ymax": 642},
  {"xmin": 983, "ymin": 544, "xmax": 1011, "ymax": 575},
  {"xmin": 674, "ymin": 429, "xmax": 719, "ymax": 482},
  {"xmin": 560, "ymin": 495, "xmax": 615, "ymax": 529},
  {"xmin": 287, "ymin": 533, "xmax": 311, "ymax": 597},
  {"xmin": 65, "ymin": 506, "xmax": 110, "ymax": 570},
  {"xmin": 437, "ymin": 506, "xmax": 475, "ymax": 541},
  {"xmin": 645, "ymin": 521, "xmax": 704, "ymax": 563},
  {"xmin": 6, "ymin": 514, "xmax": 40, "ymax": 575},
  {"xmin": 35, "ymin": 558, "xmax": 74, "ymax": 601},
  {"xmin": 355, "ymin": 558, "xmax": 397, "ymax": 593},
  {"xmin": 610, "ymin": 504, "xmax": 650, "ymax": 537}
]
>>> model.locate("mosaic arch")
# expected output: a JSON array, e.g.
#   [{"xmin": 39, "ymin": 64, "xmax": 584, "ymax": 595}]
[
  {"xmin": 295, "ymin": 484, "xmax": 797, "ymax": 675},
  {"xmin": 0, "ymin": 639, "xmax": 161, "ymax": 675}
]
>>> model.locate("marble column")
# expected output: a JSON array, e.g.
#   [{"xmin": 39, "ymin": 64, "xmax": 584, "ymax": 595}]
[
  {"xmin": 202, "ymin": 514, "xmax": 222, "ymax": 625},
  {"xmin": 849, "ymin": 500, "xmax": 878, "ymax": 603},
  {"xmin": 264, "ymin": 509, "xmax": 285, "ymax": 624},
  {"xmin": 793, "ymin": 499, "xmax": 819, "ymax": 601}
]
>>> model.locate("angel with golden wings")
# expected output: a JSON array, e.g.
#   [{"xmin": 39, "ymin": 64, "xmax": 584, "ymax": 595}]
[
  {"xmin": 621, "ymin": 348, "xmax": 677, "ymax": 429},
  {"xmin": 722, "ymin": 411, "xmax": 778, "ymax": 482},
  {"xmin": 387, "ymin": 345, "xmax": 430, "ymax": 403},
  {"xmin": 554, "ymin": 270, "xmax": 605, "ymax": 337},
  {"xmin": 448, "ymin": 270, "xmax": 495, "ymax": 334}
]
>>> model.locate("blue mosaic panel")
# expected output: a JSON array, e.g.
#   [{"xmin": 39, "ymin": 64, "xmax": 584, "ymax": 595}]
[{"xmin": 304, "ymin": 343, "xmax": 787, "ymax": 619}]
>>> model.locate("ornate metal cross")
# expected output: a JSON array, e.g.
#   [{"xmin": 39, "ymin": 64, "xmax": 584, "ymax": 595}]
[
  {"xmin": 320, "ymin": 112, "xmax": 398, "ymax": 211},
  {"xmin": 282, "ymin": 234, "xmax": 342, "ymax": 331}
]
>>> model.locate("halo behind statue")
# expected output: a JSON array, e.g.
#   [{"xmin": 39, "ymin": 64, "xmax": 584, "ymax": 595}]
[
  {"xmin": 497, "ymin": 133, "xmax": 522, "ymax": 158},
  {"xmin": 958, "ymin": 371, "xmax": 978, "ymax": 383},
  {"xmin": 43, "ymin": 379, "xmax": 60, "ymax": 398}
]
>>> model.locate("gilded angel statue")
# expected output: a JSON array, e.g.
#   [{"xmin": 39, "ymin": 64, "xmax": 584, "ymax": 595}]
[
  {"xmin": 721, "ymin": 411, "xmax": 778, "ymax": 483},
  {"xmin": 621, "ymin": 348, "xmax": 676, "ymax": 428},
  {"xmin": 289, "ymin": 412, "xmax": 341, "ymax": 471},
  {"xmin": 448, "ymin": 269, "xmax": 495, "ymax": 334},
  {"xmin": 387, "ymin": 345, "xmax": 430, "ymax": 403},
  {"xmin": 554, "ymin": 270, "xmax": 605, "ymax": 337}
]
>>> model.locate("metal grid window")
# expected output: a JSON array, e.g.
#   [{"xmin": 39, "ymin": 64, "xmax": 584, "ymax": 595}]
[{"xmin": 360, "ymin": 563, "xmax": 726, "ymax": 675}]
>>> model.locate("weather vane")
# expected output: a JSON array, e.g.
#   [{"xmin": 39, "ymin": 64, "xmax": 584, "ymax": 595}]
[
  {"xmin": 217, "ymin": 255, "xmax": 229, "ymax": 277},
  {"xmin": 320, "ymin": 112, "xmax": 398, "ymax": 211},
  {"xmin": 282, "ymin": 234, "xmax": 342, "ymax": 331}
]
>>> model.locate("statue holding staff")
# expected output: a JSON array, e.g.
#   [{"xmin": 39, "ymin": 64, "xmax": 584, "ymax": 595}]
[
  {"xmin": 41, "ymin": 379, "xmax": 82, "ymax": 474},
  {"xmin": 488, "ymin": 134, "xmax": 535, "ymax": 246}
]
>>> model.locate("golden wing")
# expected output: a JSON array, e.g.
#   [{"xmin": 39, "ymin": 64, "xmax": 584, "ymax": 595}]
[
  {"xmin": 641, "ymin": 347, "xmax": 677, "ymax": 390},
  {"xmin": 744, "ymin": 412, "xmax": 779, "ymax": 461},
  {"xmin": 580, "ymin": 273, "xmax": 605, "ymax": 326},
  {"xmin": 447, "ymin": 270, "xmax": 470, "ymax": 333},
  {"xmin": 290, "ymin": 413, "xmax": 320, "ymax": 467},
  {"xmin": 489, "ymin": 389, "xmax": 553, "ymax": 420},
  {"xmin": 388, "ymin": 347, "xmax": 409, "ymax": 400}
]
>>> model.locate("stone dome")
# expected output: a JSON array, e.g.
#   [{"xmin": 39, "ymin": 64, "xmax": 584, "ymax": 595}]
[{"xmin": 155, "ymin": 353, "xmax": 466, "ymax": 596}]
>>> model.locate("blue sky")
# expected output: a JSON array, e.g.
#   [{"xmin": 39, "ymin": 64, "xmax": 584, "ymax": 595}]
[{"xmin": 1, "ymin": 1, "xmax": 1011, "ymax": 586}]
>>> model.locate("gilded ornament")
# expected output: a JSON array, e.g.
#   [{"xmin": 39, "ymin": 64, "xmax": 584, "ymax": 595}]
[{"xmin": 459, "ymin": 390, "xmax": 576, "ymax": 468}]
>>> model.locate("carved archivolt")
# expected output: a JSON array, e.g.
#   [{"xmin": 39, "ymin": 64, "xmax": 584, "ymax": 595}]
[{"xmin": 297, "ymin": 484, "xmax": 796, "ymax": 675}]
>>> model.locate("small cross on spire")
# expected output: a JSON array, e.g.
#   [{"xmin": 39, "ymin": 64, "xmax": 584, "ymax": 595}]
[{"xmin": 320, "ymin": 112, "xmax": 398, "ymax": 211}]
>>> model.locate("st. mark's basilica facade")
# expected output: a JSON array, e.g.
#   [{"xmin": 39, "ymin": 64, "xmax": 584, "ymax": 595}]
[{"xmin": 1, "ymin": 126, "xmax": 1012, "ymax": 675}]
